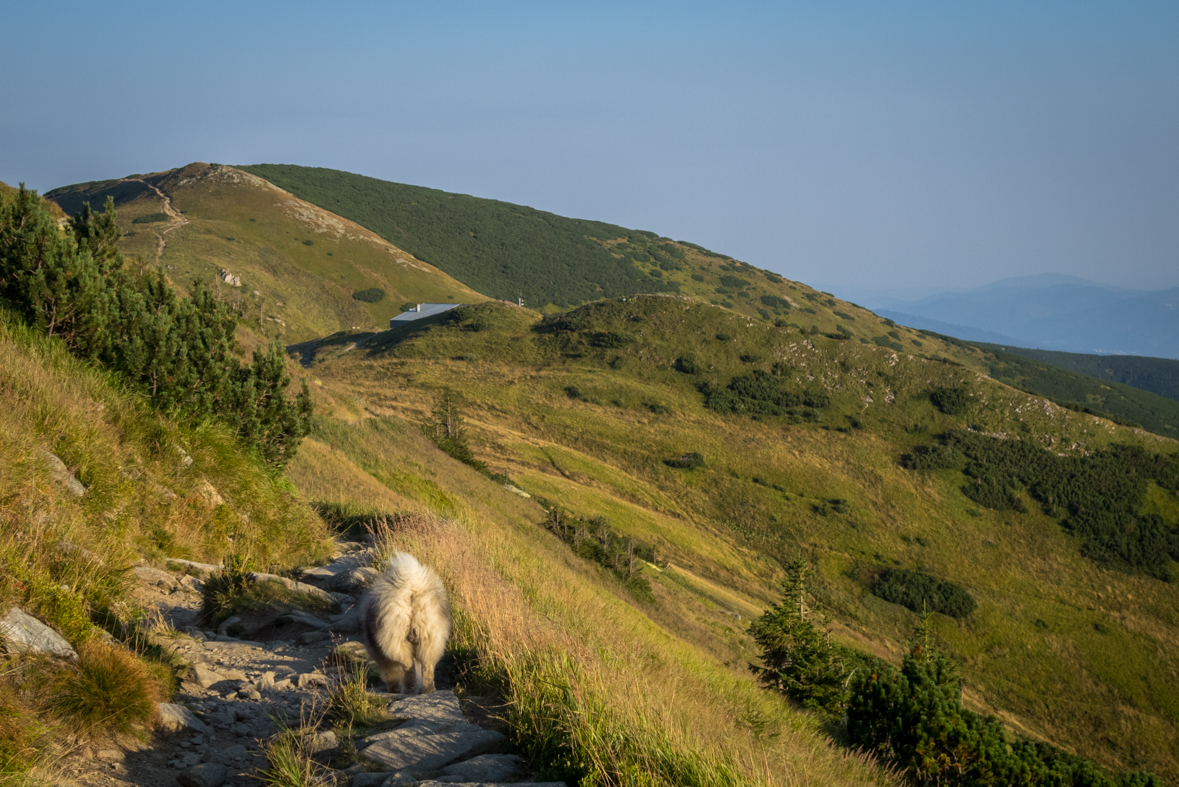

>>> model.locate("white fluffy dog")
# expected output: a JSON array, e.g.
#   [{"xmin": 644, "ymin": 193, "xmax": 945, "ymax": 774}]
[{"xmin": 359, "ymin": 552, "xmax": 452, "ymax": 694}]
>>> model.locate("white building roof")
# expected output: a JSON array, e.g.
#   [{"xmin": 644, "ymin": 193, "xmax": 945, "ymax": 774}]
[{"xmin": 390, "ymin": 303, "xmax": 462, "ymax": 326}]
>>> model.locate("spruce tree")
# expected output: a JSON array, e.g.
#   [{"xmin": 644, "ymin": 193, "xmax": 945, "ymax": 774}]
[
  {"xmin": 749, "ymin": 554, "xmax": 847, "ymax": 713},
  {"xmin": 422, "ymin": 390, "xmax": 486, "ymax": 471}
]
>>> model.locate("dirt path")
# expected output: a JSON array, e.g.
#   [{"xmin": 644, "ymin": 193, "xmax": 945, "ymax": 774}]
[
  {"xmin": 123, "ymin": 178, "xmax": 189, "ymax": 266},
  {"xmin": 47, "ymin": 546, "xmax": 562, "ymax": 787}
]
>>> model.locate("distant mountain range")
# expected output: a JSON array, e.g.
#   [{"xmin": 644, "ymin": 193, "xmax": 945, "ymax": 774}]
[{"xmin": 854, "ymin": 274, "xmax": 1179, "ymax": 360}]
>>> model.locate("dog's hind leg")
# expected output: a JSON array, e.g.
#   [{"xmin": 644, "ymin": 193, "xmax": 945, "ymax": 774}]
[{"xmin": 419, "ymin": 659, "xmax": 436, "ymax": 693}]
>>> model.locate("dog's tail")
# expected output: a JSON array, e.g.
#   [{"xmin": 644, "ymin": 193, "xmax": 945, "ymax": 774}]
[{"xmin": 362, "ymin": 552, "xmax": 425, "ymax": 668}]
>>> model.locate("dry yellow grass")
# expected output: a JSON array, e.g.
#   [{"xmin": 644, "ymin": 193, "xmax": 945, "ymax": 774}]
[{"xmin": 365, "ymin": 510, "xmax": 896, "ymax": 786}]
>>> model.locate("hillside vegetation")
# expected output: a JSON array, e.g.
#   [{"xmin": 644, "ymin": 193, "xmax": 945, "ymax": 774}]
[
  {"xmin": 235, "ymin": 165, "xmax": 990, "ymax": 363},
  {"xmin": 976, "ymin": 343, "xmax": 1179, "ymax": 402},
  {"xmin": 0, "ymin": 306, "xmax": 334, "ymax": 779},
  {"xmin": 948, "ymin": 338, "xmax": 1179, "ymax": 438},
  {"xmin": 24, "ymin": 164, "xmax": 1179, "ymax": 784},
  {"xmin": 302, "ymin": 295, "xmax": 1179, "ymax": 781},
  {"xmin": 46, "ymin": 164, "xmax": 486, "ymax": 343}
]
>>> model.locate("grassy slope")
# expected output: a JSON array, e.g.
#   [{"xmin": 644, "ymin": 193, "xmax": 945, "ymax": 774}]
[
  {"xmin": 0, "ymin": 307, "xmax": 334, "ymax": 776},
  {"xmin": 976, "ymin": 342, "xmax": 1179, "ymax": 402},
  {"xmin": 1, "ymin": 178, "xmax": 67, "ymax": 220},
  {"xmin": 45, "ymin": 164, "xmax": 487, "ymax": 343},
  {"xmin": 284, "ymin": 403, "xmax": 895, "ymax": 787},
  {"xmin": 302, "ymin": 296, "xmax": 1179, "ymax": 780}
]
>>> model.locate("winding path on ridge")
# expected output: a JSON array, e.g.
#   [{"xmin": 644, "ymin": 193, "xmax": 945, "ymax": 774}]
[{"xmin": 123, "ymin": 177, "xmax": 189, "ymax": 266}]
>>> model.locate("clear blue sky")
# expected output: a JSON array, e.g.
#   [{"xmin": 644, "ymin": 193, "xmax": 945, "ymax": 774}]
[{"xmin": 3, "ymin": 1, "xmax": 1176, "ymax": 292}]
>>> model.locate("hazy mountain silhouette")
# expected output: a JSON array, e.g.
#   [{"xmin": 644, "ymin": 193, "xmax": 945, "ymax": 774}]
[{"xmin": 874, "ymin": 275, "xmax": 1179, "ymax": 359}]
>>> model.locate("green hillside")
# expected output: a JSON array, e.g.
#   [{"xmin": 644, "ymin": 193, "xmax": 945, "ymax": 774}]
[
  {"xmin": 46, "ymin": 164, "xmax": 486, "ymax": 343},
  {"xmin": 236, "ymin": 165, "xmax": 977, "ymax": 358},
  {"xmin": 304, "ymin": 295, "xmax": 1179, "ymax": 781},
  {"xmin": 914, "ymin": 333, "xmax": 1179, "ymax": 438},
  {"xmin": 977, "ymin": 343, "xmax": 1179, "ymax": 402}
]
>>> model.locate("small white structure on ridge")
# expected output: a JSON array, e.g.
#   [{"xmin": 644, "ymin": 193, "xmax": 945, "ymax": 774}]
[{"xmin": 390, "ymin": 303, "xmax": 462, "ymax": 327}]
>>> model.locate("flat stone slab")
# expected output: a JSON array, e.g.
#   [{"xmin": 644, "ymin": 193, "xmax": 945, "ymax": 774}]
[
  {"xmin": 133, "ymin": 565, "xmax": 178, "ymax": 590},
  {"xmin": 360, "ymin": 720, "xmax": 507, "ymax": 774},
  {"xmin": 437, "ymin": 754, "xmax": 526, "ymax": 783},
  {"xmin": 299, "ymin": 554, "xmax": 367, "ymax": 584},
  {"xmin": 387, "ymin": 690, "xmax": 467, "ymax": 726},
  {"xmin": 167, "ymin": 558, "xmax": 221, "ymax": 574},
  {"xmin": 0, "ymin": 607, "xmax": 76, "ymax": 658},
  {"xmin": 156, "ymin": 702, "xmax": 211, "ymax": 734},
  {"xmin": 247, "ymin": 572, "xmax": 333, "ymax": 601}
]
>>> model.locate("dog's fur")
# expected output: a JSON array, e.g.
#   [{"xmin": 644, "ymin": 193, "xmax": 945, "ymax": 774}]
[{"xmin": 359, "ymin": 552, "xmax": 451, "ymax": 694}]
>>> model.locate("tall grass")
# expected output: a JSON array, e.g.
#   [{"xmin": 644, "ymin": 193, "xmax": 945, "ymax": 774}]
[{"xmin": 367, "ymin": 510, "xmax": 895, "ymax": 787}]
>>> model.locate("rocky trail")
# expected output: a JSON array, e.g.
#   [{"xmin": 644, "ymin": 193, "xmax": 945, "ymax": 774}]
[{"xmin": 32, "ymin": 545, "xmax": 564, "ymax": 787}]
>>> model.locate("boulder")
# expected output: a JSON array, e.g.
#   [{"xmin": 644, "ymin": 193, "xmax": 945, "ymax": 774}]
[
  {"xmin": 177, "ymin": 761, "xmax": 228, "ymax": 787},
  {"xmin": 359, "ymin": 718, "xmax": 506, "ymax": 775},
  {"xmin": 183, "ymin": 664, "xmax": 224, "ymax": 689},
  {"xmin": 329, "ymin": 566, "xmax": 378, "ymax": 592},
  {"xmin": 0, "ymin": 608, "xmax": 76, "ymax": 658},
  {"xmin": 387, "ymin": 691, "xmax": 467, "ymax": 726},
  {"xmin": 43, "ymin": 450, "xmax": 85, "ymax": 496},
  {"xmin": 246, "ymin": 572, "xmax": 333, "ymax": 601},
  {"xmin": 166, "ymin": 558, "xmax": 221, "ymax": 575},
  {"xmin": 216, "ymin": 616, "xmax": 242, "ymax": 637},
  {"xmin": 156, "ymin": 703, "xmax": 211, "ymax": 734},
  {"xmin": 297, "ymin": 672, "xmax": 329, "ymax": 689}
]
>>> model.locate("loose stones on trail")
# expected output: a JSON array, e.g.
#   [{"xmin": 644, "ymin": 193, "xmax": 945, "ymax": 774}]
[{"xmin": 66, "ymin": 543, "xmax": 568, "ymax": 787}]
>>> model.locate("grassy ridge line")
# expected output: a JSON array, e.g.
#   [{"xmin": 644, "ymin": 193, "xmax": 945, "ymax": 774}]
[
  {"xmin": 983, "ymin": 346, "xmax": 1179, "ymax": 437},
  {"xmin": 307, "ymin": 297, "xmax": 1179, "ymax": 779},
  {"xmin": 233, "ymin": 164, "xmax": 992, "ymax": 369},
  {"xmin": 44, "ymin": 164, "xmax": 486, "ymax": 343},
  {"xmin": 975, "ymin": 342, "xmax": 1179, "ymax": 402}
]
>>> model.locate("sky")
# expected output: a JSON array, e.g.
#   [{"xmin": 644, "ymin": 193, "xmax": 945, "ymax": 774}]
[{"xmin": 2, "ymin": 1, "xmax": 1177, "ymax": 295}]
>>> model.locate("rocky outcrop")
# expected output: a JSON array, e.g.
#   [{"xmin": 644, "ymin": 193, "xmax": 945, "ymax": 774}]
[{"xmin": 0, "ymin": 607, "xmax": 76, "ymax": 658}]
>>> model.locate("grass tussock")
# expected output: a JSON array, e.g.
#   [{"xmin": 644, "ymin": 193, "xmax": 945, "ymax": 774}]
[
  {"xmin": 326, "ymin": 664, "xmax": 385, "ymax": 729},
  {"xmin": 260, "ymin": 718, "xmax": 337, "ymax": 787},
  {"xmin": 46, "ymin": 641, "xmax": 159, "ymax": 735}
]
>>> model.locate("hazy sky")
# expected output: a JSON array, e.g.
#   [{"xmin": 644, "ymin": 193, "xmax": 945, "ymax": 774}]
[{"xmin": 3, "ymin": 1, "xmax": 1177, "ymax": 293}]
